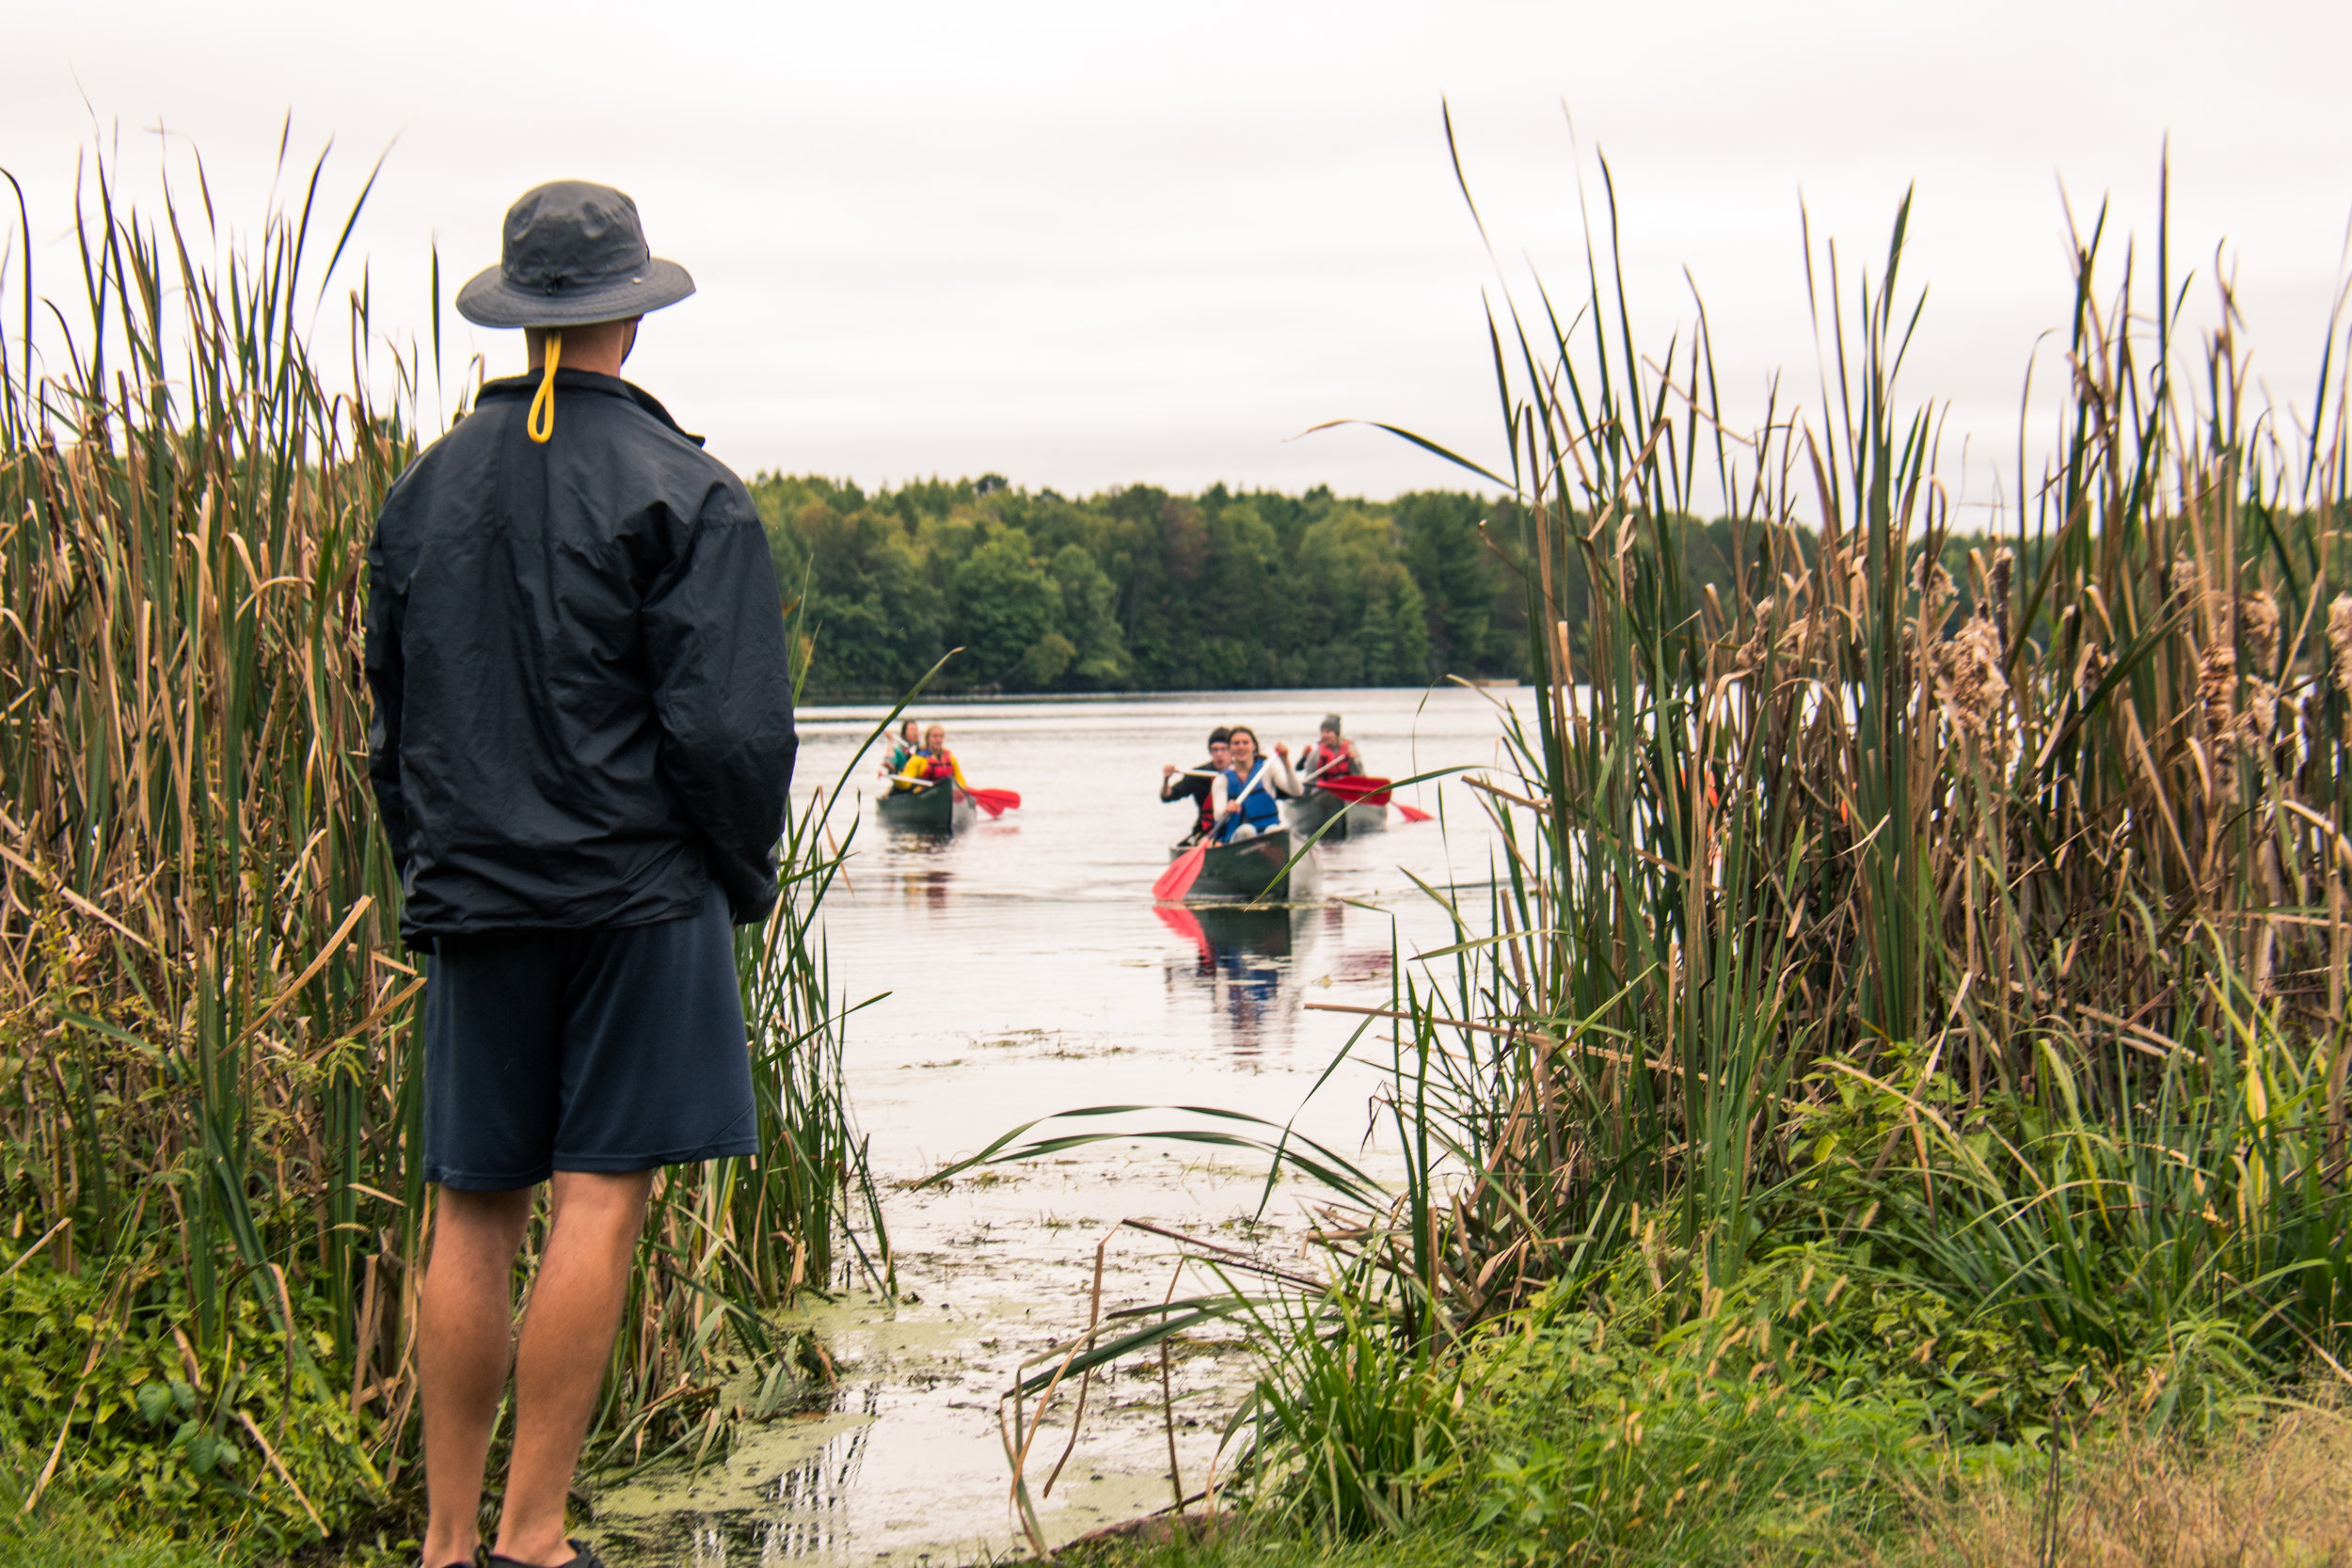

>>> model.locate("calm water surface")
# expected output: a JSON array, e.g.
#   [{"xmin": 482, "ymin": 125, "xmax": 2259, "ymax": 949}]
[{"xmin": 595, "ymin": 687, "xmax": 1531, "ymax": 1565}]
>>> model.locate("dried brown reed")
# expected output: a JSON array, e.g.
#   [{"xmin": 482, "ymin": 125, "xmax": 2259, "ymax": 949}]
[{"xmin": 1886, "ymin": 1402, "xmax": 2352, "ymax": 1568}]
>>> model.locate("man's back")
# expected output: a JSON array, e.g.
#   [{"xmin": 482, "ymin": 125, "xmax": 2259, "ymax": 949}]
[
  {"xmin": 366, "ymin": 368, "xmax": 797, "ymax": 942},
  {"xmin": 393, "ymin": 177, "xmax": 794, "ymax": 1568}
]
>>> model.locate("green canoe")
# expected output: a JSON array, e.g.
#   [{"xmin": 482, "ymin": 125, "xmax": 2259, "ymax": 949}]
[
  {"xmin": 1287, "ymin": 786, "xmax": 1350, "ymax": 845},
  {"xmin": 1173, "ymin": 827, "xmax": 1319, "ymax": 901},
  {"xmin": 876, "ymin": 783, "xmax": 974, "ymax": 832}
]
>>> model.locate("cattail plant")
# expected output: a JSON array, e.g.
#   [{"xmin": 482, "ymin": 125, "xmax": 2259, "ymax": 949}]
[{"xmin": 1369, "ymin": 153, "xmax": 2352, "ymax": 1368}]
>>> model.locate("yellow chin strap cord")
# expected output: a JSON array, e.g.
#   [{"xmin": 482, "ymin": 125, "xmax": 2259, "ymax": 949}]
[{"xmin": 527, "ymin": 330, "xmax": 563, "ymax": 444}]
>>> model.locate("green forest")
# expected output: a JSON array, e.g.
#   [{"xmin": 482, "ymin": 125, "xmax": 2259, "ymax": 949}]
[
  {"xmin": 751, "ymin": 475, "xmax": 1530, "ymax": 698},
  {"xmin": 752, "ymin": 472, "xmax": 2026, "ymax": 700}
]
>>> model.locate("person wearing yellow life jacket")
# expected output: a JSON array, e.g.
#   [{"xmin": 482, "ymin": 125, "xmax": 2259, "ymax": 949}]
[
  {"xmin": 1302, "ymin": 713, "xmax": 1362, "ymax": 782},
  {"xmin": 897, "ymin": 722, "xmax": 968, "ymax": 794}
]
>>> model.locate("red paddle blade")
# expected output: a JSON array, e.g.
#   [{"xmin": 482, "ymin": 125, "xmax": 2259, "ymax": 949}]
[
  {"xmin": 1153, "ymin": 841, "xmax": 1211, "ymax": 901},
  {"xmin": 1395, "ymin": 802, "xmax": 1434, "ymax": 823},
  {"xmin": 958, "ymin": 786, "xmax": 1020, "ymax": 817}
]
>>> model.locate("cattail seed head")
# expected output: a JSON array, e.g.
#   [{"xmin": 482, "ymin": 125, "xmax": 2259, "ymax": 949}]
[
  {"xmin": 2328, "ymin": 594, "xmax": 2352, "ymax": 695},
  {"xmin": 2199, "ymin": 639, "xmax": 2237, "ymax": 745},
  {"xmin": 2239, "ymin": 589, "xmax": 2280, "ymax": 673},
  {"xmin": 1931, "ymin": 614, "xmax": 2008, "ymax": 743},
  {"xmin": 2169, "ymin": 554, "xmax": 2199, "ymax": 606},
  {"xmin": 2244, "ymin": 678, "xmax": 2280, "ymax": 746}
]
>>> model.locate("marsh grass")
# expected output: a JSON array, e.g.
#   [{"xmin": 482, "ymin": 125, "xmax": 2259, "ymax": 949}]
[
  {"xmin": 0, "ymin": 140, "xmax": 880, "ymax": 1544},
  {"xmin": 950, "ymin": 142, "xmax": 2352, "ymax": 1559},
  {"xmin": 1385, "ymin": 141, "xmax": 2352, "ymax": 1373}
]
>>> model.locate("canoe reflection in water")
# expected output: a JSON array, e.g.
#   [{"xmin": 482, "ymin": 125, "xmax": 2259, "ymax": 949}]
[
  {"xmin": 903, "ymin": 866, "xmax": 952, "ymax": 911},
  {"xmin": 1157, "ymin": 904, "xmax": 1293, "ymax": 1056}
]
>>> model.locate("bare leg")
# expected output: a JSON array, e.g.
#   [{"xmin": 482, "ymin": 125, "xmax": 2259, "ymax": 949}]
[
  {"xmin": 420, "ymin": 1185, "xmax": 535, "ymax": 1567},
  {"xmin": 490, "ymin": 1170, "xmax": 655, "ymax": 1566}
]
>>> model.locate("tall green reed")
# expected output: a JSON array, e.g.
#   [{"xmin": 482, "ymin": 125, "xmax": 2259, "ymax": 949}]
[
  {"xmin": 1431, "ymin": 145, "xmax": 2352, "ymax": 1354},
  {"xmin": 0, "ymin": 138, "xmax": 879, "ymax": 1526}
]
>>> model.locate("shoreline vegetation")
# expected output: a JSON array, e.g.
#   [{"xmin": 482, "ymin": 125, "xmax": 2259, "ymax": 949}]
[
  {"xmin": 939, "ymin": 166, "xmax": 2352, "ymax": 1565},
  {"xmin": 0, "ymin": 146, "xmax": 884, "ymax": 1559}
]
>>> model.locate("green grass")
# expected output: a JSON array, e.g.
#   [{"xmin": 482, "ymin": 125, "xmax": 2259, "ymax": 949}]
[
  {"xmin": 0, "ymin": 1515, "xmax": 226, "ymax": 1568},
  {"xmin": 1075, "ymin": 1393, "xmax": 2352, "ymax": 1568}
]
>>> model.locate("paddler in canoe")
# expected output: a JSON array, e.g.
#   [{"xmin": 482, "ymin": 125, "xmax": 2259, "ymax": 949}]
[
  {"xmin": 1286, "ymin": 713, "xmax": 1365, "ymax": 841},
  {"xmin": 882, "ymin": 719, "xmax": 923, "ymax": 791},
  {"xmin": 1161, "ymin": 725, "xmax": 1232, "ymax": 847},
  {"xmin": 1295, "ymin": 715, "xmax": 1427, "ymax": 827},
  {"xmin": 1301, "ymin": 714, "xmax": 1363, "ymax": 781},
  {"xmin": 883, "ymin": 723, "xmax": 1021, "ymax": 821},
  {"xmin": 1211, "ymin": 726, "xmax": 1301, "ymax": 843},
  {"xmin": 876, "ymin": 722, "xmax": 975, "ymax": 830},
  {"xmin": 897, "ymin": 722, "xmax": 967, "ymax": 794}
]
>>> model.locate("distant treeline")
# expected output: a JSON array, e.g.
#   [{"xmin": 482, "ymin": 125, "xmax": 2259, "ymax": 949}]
[
  {"xmin": 751, "ymin": 472, "xmax": 2019, "ymax": 699},
  {"xmin": 752, "ymin": 475, "xmax": 1530, "ymax": 697}
]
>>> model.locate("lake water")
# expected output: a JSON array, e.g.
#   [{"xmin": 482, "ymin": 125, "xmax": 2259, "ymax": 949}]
[{"xmin": 593, "ymin": 686, "xmax": 1532, "ymax": 1564}]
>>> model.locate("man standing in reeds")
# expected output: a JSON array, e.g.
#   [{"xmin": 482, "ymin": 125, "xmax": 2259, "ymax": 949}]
[{"xmin": 365, "ymin": 182, "xmax": 797, "ymax": 1568}]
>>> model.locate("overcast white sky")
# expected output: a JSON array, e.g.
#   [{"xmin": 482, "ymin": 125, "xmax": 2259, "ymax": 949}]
[{"xmin": 7, "ymin": 2, "xmax": 2350, "ymax": 506}]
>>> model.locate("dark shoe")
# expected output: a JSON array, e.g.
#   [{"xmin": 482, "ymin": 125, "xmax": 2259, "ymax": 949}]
[{"xmin": 488, "ymin": 1542, "xmax": 604, "ymax": 1568}]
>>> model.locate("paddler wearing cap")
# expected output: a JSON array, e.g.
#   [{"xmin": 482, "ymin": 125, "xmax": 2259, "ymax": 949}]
[
  {"xmin": 365, "ymin": 182, "xmax": 797, "ymax": 1568},
  {"xmin": 1301, "ymin": 714, "xmax": 1363, "ymax": 781}
]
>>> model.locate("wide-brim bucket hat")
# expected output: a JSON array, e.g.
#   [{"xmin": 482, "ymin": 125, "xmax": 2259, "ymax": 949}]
[{"xmin": 456, "ymin": 180, "xmax": 694, "ymax": 329}]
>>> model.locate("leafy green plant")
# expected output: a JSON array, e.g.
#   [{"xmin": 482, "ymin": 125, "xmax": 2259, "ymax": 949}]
[
  {"xmin": 0, "ymin": 1259, "xmax": 375, "ymax": 1551},
  {"xmin": 1221, "ymin": 1257, "xmax": 1466, "ymax": 1540}
]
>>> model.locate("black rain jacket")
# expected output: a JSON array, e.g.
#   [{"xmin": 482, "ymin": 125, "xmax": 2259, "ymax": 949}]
[{"xmin": 365, "ymin": 369, "xmax": 798, "ymax": 946}]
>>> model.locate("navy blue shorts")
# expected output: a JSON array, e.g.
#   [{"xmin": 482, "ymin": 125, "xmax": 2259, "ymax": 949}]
[{"xmin": 421, "ymin": 885, "xmax": 759, "ymax": 1191}]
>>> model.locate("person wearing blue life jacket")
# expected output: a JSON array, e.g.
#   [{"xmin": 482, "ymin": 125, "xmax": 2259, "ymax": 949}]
[{"xmin": 1211, "ymin": 725, "xmax": 1300, "ymax": 843}]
